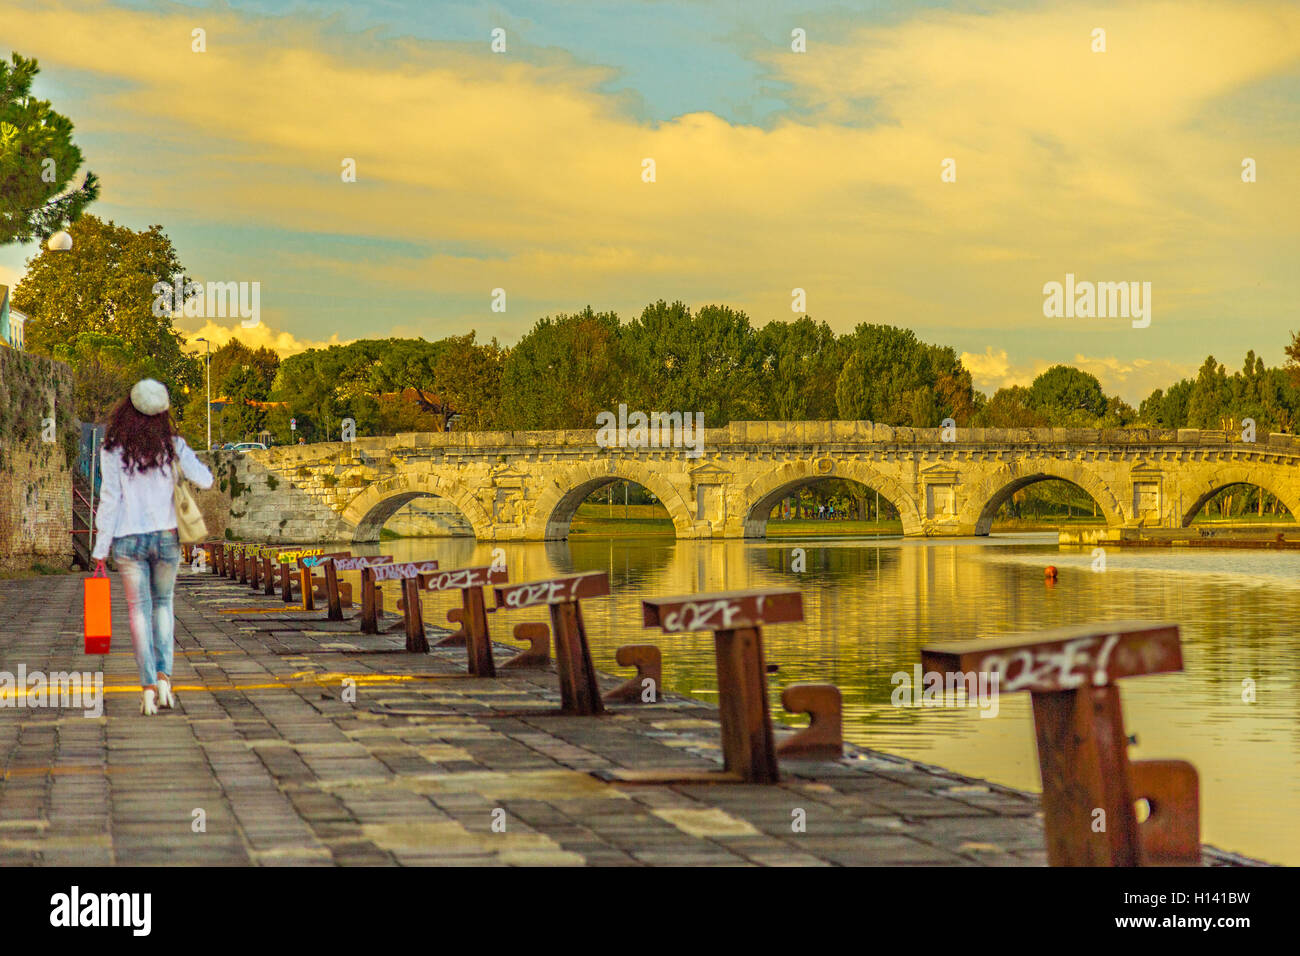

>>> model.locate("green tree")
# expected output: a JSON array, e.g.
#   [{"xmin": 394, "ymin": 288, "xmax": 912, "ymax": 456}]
[
  {"xmin": 210, "ymin": 339, "xmax": 278, "ymax": 392},
  {"xmin": 929, "ymin": 343, "xmax": 978, "ymax": 424},
  {"xmin": 178, "ymin": 340, "xmax": 278, "ymax": 447},
  {"xmin": 266, "ymin": 336, "xmax": 460, "ymax": 441},
  {"xmin": 433, "ymin": 332, "xmax": 505, "ymax": 431},
  {"xmin": 835, "ymin": 324, "xmax": 972, "ymax": 426},
  {"xmin": 1138, "ymin": 378, "xmax": 1194, "ymax": 428},
  {"xmin": 622, "ymin": 301, "xmax": 764, "ymax": 426},
  {"xmin": 975, "ymin": 385, "xmax": 1048, "ymax": 427},
  {"xmin": 1286, "ymin": 330, "xmax": 1300, "ymax": 392},
  {"xmin": 500, "ymin": 308, "xmax": 623, "ymax": 429},
  {"xmin": 218, "ymin": 363, "xmax": 271, "ymax": 442},
  {"xmin": 0, "ymin": 54, "xmax": 99, "ymax": 246},
  {"xmin": 1186, "ymin": 356, "xmax": 1229, "ymax": 429},
  {"xmin": 45, "ymin": 331, "xmax": 137, "ymax": 423},
  {"xmin": 756, "ymin": 318, "xmax": 842, "ymax": 420},
  {"xmin": 1025, "ymin": 365, "xmax": 1107, "ymax": 424},
  {"xmin": 270, "ymin": 347, "xmax": 352, "ymax": 442},
  {"xmin": 14, "ymin": 215, "xmax": 195, "ymax": 409}
]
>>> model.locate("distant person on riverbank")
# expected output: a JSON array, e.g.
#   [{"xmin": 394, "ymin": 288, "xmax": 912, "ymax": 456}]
[{"xmin": 91, "ymin": 379, "xmax": 214, "ymax": 716}]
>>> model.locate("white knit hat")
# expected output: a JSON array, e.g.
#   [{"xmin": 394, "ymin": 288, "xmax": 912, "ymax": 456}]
[{"xmin": 130, "ymin": 378, "xmax": 170, "ymax": 416}]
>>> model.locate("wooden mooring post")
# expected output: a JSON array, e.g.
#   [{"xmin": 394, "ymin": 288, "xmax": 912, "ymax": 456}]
[
  {"xmin": 275, "ymin": 548, "xmax": 316, "ymax": 603},
  {"xmin": 297, "ymin": 552, "xmax": 348, "ymax": 611},
  {"xmin": 922, "ymin": 621, "xmax": 1198, "ymax": 866},
  {"xmin": 494, "ymin": 571, "xmax": 610, "ymax": 715},
  {"xmin": 419, "ymin": 565, "xmax": 508, "ymax": 676},
  {"xmin": 321, "ymin": 556, "xmax": 395, "ymax": 623},
  {"xmin": 368, "ymin": 560, "xmax": 439, "ymax": 651},
  {"xmin": 627, "ymin": 589, "xmax": 804, "ymax": 784},
  {"xmin": 262, "ymin": 553, "xmax": 276, "ymax": 596}
]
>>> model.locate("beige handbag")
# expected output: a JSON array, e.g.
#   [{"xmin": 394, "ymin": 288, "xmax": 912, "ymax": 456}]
[{"xmin": 172, "ymin": 461, "xmax": 208, "ymax": 544}]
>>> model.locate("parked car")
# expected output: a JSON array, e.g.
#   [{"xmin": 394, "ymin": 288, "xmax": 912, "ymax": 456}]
[{"xmin": 226, "ymin": 442, "xmax": 267, "ymax": 453}]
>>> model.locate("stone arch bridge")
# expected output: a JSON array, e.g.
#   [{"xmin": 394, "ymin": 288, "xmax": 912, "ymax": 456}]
[{"xmin": 208, "ymin": 421, "xmax": 1300, "ymax": 543}]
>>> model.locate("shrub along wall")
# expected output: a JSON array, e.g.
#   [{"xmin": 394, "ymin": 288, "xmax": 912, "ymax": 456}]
[{"xmin": 0, "ymin": 348, "xmax": 77, "ymax": 572}]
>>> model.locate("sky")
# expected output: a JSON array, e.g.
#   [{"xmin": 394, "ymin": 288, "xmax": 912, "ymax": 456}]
[{"xmin": 2, "ymin": 0, "xmax": 1298, "ymax": 404}]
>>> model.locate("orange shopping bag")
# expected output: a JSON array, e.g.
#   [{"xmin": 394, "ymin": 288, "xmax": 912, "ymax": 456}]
[{"xmin": 84, "ymin": 565, "xmax": 111, "ymax": 654}]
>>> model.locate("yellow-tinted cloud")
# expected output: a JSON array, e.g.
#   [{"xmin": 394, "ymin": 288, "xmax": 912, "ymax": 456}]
[
  {"xmin": 180, "ymin": 320, "xmax": 350, "ymax": 358},
  {"xmin": 4, "ymin": 0, "xmax": 1298, "ymax": 354},
  {"xmin": 962, "ymin": 346, "xmax": 1195, "ymax": 400}
]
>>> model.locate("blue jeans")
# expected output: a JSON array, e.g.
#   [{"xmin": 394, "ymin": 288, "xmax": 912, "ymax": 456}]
[{"xmin": 111, "ymin": 530, "xmax": 181, "ymax": 687}]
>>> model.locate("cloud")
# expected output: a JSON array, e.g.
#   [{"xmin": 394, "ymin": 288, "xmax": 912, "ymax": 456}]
[
  {"xmin": 1068, "ymin": 353, "xmax": 1198, "ymax": 403},
  {"xmin": 178, "ymin": 320, "xmax": 351, "ymax": 358},
  {"xmin": 3, "ymin": 0, "xmax": 1297, "ymax": 379},
  {"xmin": 961, "ymin": 346, "xmax": 1196, "ymax": 403}
]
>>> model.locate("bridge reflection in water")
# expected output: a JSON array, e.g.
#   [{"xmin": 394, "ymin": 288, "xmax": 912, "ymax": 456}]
[{"xmin": 321, "ymin": 533, "xmax": 1299, "ymax": 865}]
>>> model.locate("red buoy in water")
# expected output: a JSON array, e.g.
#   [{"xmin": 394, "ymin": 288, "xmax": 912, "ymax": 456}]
[{"xmin": 1044, "ymin": 565, "xmax": 1058, "ymax": 580}]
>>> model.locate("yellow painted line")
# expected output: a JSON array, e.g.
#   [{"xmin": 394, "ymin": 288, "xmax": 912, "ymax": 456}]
[
  {"xmin": 1, "ymin": 767, "xmax": 116, "ymax": 780},
  {"xmin": 1, "ymin": 672, "xmax": 455, "ymax": 700},
  {"xmin": 217, "ymin": 606, "xmax": 310, "ymax": 614},
  {"xmin": 92, "ymin": 650, "xmax": 256, "ymax": 658}
]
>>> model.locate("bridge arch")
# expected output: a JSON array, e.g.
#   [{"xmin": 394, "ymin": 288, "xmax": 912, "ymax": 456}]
[
  {"xmin": 1179, "ymin": 468, "xmax": 1299, "ymax": 526},
  {"xmin": 341, "ymin": 472, "xmax": 493, "ymax": 542},
  {"xmin": 527, "ymin": 461, "xmax": 696, "ymax": 540},
  {"xmin": 734, "ymin": 460, "xmax": 924, "ymax": 537},
  {"xmin": 964, "ymin": 462, "xmax": 1126, "ymax": 535}
]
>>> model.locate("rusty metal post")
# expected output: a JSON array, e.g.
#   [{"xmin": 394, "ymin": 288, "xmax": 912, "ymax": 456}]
[
  {"xmin": 602, "ymin": 644, "xmax": 660, "ymax": 702},
  {"xmin": 775, "ymin": 684, "xmax": 842, "ymax": 759},
  {"xmin": 494, "ymin": 572, "xmax": 610, "ymax": 716},
  {"xmin": 324, "ymin": 560, "xmax": 343, "ymax": 621},
  {"xmin": 360, "ymin": 566, "xmax": 378, "ymax": 634},
  {"xmin": 712, "ymin": 626, "xmax": 779, "ymax": 783},
  {"xmin": 923, "ymin": 622, "xmax": 1196, "ymax": 867},
  {"xmin": 401, "ymin": 577, "xmax": 427, "ymax": 652},
  {"xmin": 462, "ymin": 586, "xmax": 495, "ymax": 677}
]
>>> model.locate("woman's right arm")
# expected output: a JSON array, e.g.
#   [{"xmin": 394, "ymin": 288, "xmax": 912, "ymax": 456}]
[
  {"xmin": 175, "ymin": 438, "xmax": 214, "ymax": 489},
  {"xmin": 91, "ymin": 449, "xmax": 122, "ymax": 561}
]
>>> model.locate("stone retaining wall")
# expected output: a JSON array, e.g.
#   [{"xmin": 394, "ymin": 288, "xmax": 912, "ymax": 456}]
[{"xmin": 0, "ymin": 349, "xmax": 77, "ymax": 572}]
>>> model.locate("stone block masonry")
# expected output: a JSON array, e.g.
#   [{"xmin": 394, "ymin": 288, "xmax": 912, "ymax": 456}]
[
  {"xmin": 209, "ymin": 422, "xmax": 1300, "ymax": 544},
  {"xmin": 0, "ymin": 348, "xmax": 76, "ymax": 572}
]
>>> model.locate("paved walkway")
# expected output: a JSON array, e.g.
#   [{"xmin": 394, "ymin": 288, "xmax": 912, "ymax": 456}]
[{"xmin": 0, "ymin": 571, "xmax": 1256, "ymax": 866}]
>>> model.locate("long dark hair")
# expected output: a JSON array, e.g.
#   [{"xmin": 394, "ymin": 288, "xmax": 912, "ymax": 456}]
[{"xmin": 103, "ymin": 397, "xmax": 178, "ymax": 474}]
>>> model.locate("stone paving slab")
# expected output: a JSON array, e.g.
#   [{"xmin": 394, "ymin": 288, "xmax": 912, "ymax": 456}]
[{"xmin": 0, "ymin": 572, "xmax": 1260, "ymax": 866}]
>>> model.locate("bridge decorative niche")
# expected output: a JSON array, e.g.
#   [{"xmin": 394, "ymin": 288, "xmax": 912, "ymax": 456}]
[
  {"xmin": 210, "ymin": 422, "xmax": 1300, "ymax": 544},
  {"xmin": 920, "ymin": 465, "xmax": 961, "ymax": 522}
]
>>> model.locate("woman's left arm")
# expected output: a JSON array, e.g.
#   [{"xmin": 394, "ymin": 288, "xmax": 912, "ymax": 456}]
[
  {"xmin": 174, "ymin": 438, "xmax": 214, "ymax": 489},
  {"xmin": 91, "ymin": 449, "xmax": 122, "ymax": 561}
]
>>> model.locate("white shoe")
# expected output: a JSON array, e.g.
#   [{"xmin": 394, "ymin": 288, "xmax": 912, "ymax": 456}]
[
  {"xmin": 141, "ymin": 689, "xmax": 158, "ymax": 716},
  {"xmin": 157, "ymin": 676, "xmax": 175, "ymax": 710}
]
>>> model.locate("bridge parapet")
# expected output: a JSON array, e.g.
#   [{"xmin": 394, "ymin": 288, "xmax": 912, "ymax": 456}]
[{"xmin": 352, "ymin": 422, "xmax": 1300, "ymax": 453}]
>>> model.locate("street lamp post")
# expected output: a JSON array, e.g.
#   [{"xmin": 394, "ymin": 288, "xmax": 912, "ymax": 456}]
[{"xmin": 195, "ymin": 337, "xmax": 211, "ymax": 449}]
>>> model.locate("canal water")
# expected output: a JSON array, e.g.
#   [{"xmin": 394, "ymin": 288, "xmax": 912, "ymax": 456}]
[{"xmin": 331, "ymin": 533, "xmax": 1299, "ymax": 864}]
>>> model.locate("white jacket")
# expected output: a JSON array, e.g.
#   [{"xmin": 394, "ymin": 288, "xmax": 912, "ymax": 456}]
[{"xmin": 92, "ymin": 436, "xmax": 214, "ymax": 560}]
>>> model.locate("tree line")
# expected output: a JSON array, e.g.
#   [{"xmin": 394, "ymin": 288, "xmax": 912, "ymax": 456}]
[{"xmin": 12, "ymin": 217, "xmax": 1300, "ymax": 449}]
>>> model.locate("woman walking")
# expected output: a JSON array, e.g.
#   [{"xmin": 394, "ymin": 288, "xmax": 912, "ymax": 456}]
[{"xmin": 91, "ymin": 379, "xmax": 213, "ymax": 715}]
